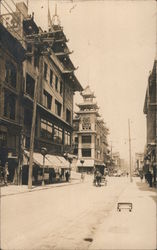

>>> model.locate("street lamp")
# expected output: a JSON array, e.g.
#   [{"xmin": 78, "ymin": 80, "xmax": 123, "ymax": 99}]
[{"xmin": 41, "ymin": 147, "xmax": 47, "ymax": 186}]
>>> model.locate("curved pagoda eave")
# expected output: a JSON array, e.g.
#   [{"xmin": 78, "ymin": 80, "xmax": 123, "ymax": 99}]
[
  {"xmin": 75, "ymin": 110, "xmax": 100, "ymax": 117},
  {"xmin": 76, "ymin": 103, "xmax": 99, "ymax": 109}
]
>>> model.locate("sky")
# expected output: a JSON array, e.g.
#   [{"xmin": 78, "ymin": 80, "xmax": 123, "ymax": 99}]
[{"xmin": 6, "ymin": 0, "xmax": 157, "ymax": 162}]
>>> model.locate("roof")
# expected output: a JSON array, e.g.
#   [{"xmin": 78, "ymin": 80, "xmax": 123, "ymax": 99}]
[
  {"xmin": 81, "ymin": 85, "xmax": 95, "ymax": 98},
  {"xmin": 76, "ymin": 102, "xmax": 99, "ymax": 109},
  {"xmin": 49, "ymin": 51, "xmax": 83, "ymax": 92},
  {"xmin": 0, "ymin": 23, "xmax": 25, "ymax": 62},
  {"xmin": 76, "ymin": 110, "xmax": 100, "ymax": 117},
  {"xmin": 23, "ymin": 17, "xmax": 39, "ymax": 35}
]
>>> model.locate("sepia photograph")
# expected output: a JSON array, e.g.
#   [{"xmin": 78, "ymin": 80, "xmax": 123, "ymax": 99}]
[{"xmin": 0, "ymin": 0, "xmax": 156, "ymax": 249}]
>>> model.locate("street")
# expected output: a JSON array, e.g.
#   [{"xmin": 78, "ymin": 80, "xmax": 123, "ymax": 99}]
[{"xmin": 1, "ymin": 176, "xmax": 156, "ymax": 250}]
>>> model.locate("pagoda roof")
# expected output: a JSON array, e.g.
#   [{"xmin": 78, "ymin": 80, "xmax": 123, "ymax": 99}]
[
  {"xmin": 76, "ymin": 102, "xmax": 99, "ymax": 109},
  {"xmin": 81, "ymin": 85, "xmax": 95, "ymax": 98},
  {"xmin": 75, "ymin": 110, "xmax": 100, "ymax": 117}
]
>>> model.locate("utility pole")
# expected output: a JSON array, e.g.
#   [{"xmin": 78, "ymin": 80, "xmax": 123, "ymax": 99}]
[
  {"xmin": 128, "ymin": 119, "xmax": 133, "ymax": 182},
  {"xmin": 28, "ymin": 67, "xmax": 39, "ymax": 189}
]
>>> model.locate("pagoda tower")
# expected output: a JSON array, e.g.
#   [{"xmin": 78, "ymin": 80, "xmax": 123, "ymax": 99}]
[{"xmin": 73, "ymin": 86, "xmax": 108, "ymax": 173}]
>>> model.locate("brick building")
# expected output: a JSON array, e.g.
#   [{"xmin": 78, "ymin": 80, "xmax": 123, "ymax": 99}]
[{"xmin": 0, "ymin": 23, "xmax": 25, "ymax": 182}]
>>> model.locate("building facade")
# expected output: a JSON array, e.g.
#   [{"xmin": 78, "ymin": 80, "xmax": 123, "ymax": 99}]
[
  {"xmin": 135, "ymin": 153, "xmax": 144, "ymax": 172},
  {"xmin": 0, "ymin": 2, "xmax": 83, "ymax": 184},
  {"xmin": 0, "ymin": 23, "xmax": 25, "ymax": 182},
  {"xmin": 143, "ymin": 60, "xmax": 157, "ymax": 185},
  {"xmin": 73, "ymin": 86, "xmax": 109, "ymax": 173}
]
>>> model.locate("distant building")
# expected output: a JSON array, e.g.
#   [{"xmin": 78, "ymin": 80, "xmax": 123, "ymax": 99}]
[
  {"xmin": 135, "ymin": 153, "xmax": 144, "ymax": 171},
  {"xmin": 143, "ymin": 60, "xmax": 156, "ymax": 185},
  {"xmin": 112, "ymin": 152, "xmax": 120, "ymax": 170},
  {"xmin": 73, "ymin": 86, "xmax": 109, "ymax": 173}
]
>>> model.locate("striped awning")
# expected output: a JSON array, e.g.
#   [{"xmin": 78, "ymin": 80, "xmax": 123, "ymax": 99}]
[{"xmin": 23, "ymin": 151, "xmax": 69, "ymax": 169}]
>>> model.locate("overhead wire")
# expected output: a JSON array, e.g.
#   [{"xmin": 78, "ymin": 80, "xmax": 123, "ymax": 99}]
[
  {"xmin": 1, "ymin": 0, "xmax": 20, "ymax": 24},
  {"xmin": 1, "ymin": 0, "xmax": 26, "ymax": 43},
  {"xmin": 0, "ymin": 15, "xmax": 26, "ymax": 43},
  {"xmin": 10, "ymin": 0, "xmax": 27, "ymax": 19}
]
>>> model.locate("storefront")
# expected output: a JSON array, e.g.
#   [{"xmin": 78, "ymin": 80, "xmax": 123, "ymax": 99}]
[
  {"xmin": 76, "ymin": 159, "xmax": 94, "ymax": 173},
  {"xmin": 22, "ymin": 150, "xmax": 70, "ymax": 185}
]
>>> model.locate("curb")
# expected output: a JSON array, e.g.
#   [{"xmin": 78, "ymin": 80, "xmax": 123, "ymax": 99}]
[{"xmin": 1, "ymin": 179, "xmax": 82, "ymax": 198}]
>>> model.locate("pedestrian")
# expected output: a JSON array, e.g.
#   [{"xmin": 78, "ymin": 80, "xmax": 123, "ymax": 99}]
[
  {"xmin": 4, "ymin": 162, "xmax": 9, "ymax": 185},
  {"xmin": 81, "ymin": 172, "xmax": 85, "ymax": 182},
  {"xmin": 65, "ymin": 171, "xmax": 69, "ymax": 182},
  {"xmin": 147, "ymin": 170, "xmax": 153, "ymax": 187},
  {"xmin": 140, "ymin": 174, "xmax": 143, "ymax": 182}
]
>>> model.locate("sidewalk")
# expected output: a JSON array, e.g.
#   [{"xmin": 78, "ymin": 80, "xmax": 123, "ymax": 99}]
[
  {"xmin": 0, "ymin": 171, "xmax": 86, "ymax": 197},
  {"xmin": 89, "ymin": 178, "xmax": 157, "ymax": 250}
]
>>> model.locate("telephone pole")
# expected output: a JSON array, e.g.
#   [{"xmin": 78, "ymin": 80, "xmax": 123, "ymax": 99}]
[
  {"xmin": 28, "ymin": 66, "xmax": 39, "ymax": 189},
  {"xmin": 128, "ymin": 119, "xmax": 133, "ymax": 182}
]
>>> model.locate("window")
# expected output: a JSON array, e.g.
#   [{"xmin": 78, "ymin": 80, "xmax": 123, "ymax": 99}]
[
  {"xmin": 27, "ymin": 44, "xmax": 32, "ymax": 63},
  {"xmin": 43, "ymin": 90, "xmax": 52, "ymax": 110},
  {"xmin": 65, "ymin": 130, "xmax": 71, "ymax": 145},
  {"xmin": 50, "ymin": 69, "xmax": 53, "ymax": 86},
  {"xmin": 82, "ymin": 135, "xmax": 91, "ymax": 144},
  {"xmin": 55, "ymin": 76, "xmax": 58, "ymax": 91},
  {"xmin": 82, "ymin": 148, "xmax": 91, "ymax": 157},
  {"xmin": 5, "ymin": 61, "xmax": 17, "ymax": 88},
  {"xmin": 24, "ymin": 109, "xmax": 32, "ymax": 128},
  {"xmin": 53, "ymin": 125, "xmax": 63, "ymax": 144},
  {"xmin": 75, "ymin": 137, "xmax": 78, "ymax": 144},
  {"xmin": 40, "ymin": 118, "xmax": 52, "ymax": 139},
  {"xmin": 44, "ymin": 63, "xmax": 48, "ymax": 80},
  {"xmin": 97, "ymin": 138, "xmax": 100, "ymax": 146},
  {"xmin": 60, "ymin": 81, "xmax": 63, "ymax": 95},
  {"xmin": 34, "ymin": 55, "xmax": 39, "ymax": 68},
  {"xmin": 4, "ymin": 91, "xmax": 16, "ymax": 120},
  {"xmin": 55, "ymin": 100, "xmax": 62, "ymax": 116},
  {"xmin": 26, "ymin": 73, "xmax": 35, "ymax": 98},
  {"xmin": 66, "ymin": 109, "xmax": 71, "ymax": 124}
]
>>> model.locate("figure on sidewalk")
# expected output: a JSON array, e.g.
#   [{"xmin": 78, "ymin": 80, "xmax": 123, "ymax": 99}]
[
  {"xmin": 3, "ymin": 162, "xmax": 9, "ymax": 185},
  {"xmin": 81, "ymin": 172, "xmax": 85, "ymax": 182},
  {"xmin": 65, "ymin": 171, "xmax": 70, "ymax": 182},
  {"xmin": 140, "ymin": 173, "xmax": 144, "ymax": 182},
  {"xmin": 147, "ymin": 170, "xmax": 153, "ymax": 187}
]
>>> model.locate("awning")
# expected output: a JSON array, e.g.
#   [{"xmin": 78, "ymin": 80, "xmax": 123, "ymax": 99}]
[
  {"xmin": 23, "ymin": 150, "xmax": 54, "ymax": 168},
  {"xmin": 57, "ymin": 156, "xmax": 70, "ymax": 168},
  {"xmin": 77, "ymin": 159, "xmax": 94, "ymax": 167},
  {"xmin": 45, "ymin": 154, "xmax": 70, "ymax": 169},
  {"xmin": 95, "ymin": 162, "xmax": 106, "ymax": 167},
  {"xmin": 23, "ymin": 151, "xmax": 70, "ymax": 169}
]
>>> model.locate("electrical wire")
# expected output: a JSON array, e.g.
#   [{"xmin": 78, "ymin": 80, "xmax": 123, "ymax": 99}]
[
  {"xmin": 0, "ymin": 15, "xmax": 26, "ymax": 43},
  {"xmin": 10, "ymin": 0, "xmax": 27, "ymax": 19},
  {"xmin": 2, "ymin": 0, "xmax": 20, "ymax": 23},
  {"xmin": 1, "ymin": 0, "xmax": 26, "ymax": 43}
]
